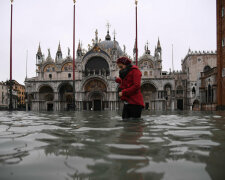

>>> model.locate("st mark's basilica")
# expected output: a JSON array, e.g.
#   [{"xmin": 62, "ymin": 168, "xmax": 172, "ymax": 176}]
[{"xmin": 25, "ymin": 27, "xmax": 197, "ymax": 111}]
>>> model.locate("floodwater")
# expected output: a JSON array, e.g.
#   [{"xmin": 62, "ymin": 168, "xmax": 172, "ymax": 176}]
[{"xmin": 0, "ymin": 111, "xmax": 225, "ymax": 180}]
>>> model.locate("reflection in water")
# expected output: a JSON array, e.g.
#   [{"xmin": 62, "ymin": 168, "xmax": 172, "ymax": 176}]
[{"xmin": 0, "ymin": 111, "xmax": 225, "ymax": 180}]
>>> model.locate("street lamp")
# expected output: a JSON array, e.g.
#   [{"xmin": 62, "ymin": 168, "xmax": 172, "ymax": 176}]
[
  {"xmin": 135, "ymin": 0, "xmax": 138, "ymax": 66},
  {"xmin": 72, "ymin": 0, "xmax": 76, "ymax": 111},
  {"xmin": 9, "ymin": 0, "xmax": 14, "ymax": 110}
]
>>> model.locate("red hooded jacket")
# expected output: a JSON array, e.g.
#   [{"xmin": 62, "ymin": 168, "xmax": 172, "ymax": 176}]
[{"xmin": 115, "ymin": 65, "xmax": 145, "ymax": 107}]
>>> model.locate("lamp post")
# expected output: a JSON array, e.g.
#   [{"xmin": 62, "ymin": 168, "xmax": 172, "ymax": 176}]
[
  {"xmin": 9, "ymin": 0, "xmax": 14, "ymax": 111},
  {"xmin": 135, "ymin": 0, "xmax": 138, "ymax": 66},
  {"xmin": 72, "ymin": 0, "xmax": 76, "ymax": 111}
]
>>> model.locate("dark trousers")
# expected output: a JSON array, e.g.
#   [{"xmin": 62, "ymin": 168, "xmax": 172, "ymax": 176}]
[{"xmin": 122, "ymin": 104, "xmax": 143, "ymax": 120}]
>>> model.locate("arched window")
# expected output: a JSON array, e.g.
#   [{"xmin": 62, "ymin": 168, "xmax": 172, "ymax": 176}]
[
  {"xmin": 192, "ymin": 87, "xmax": 196, "ymax": 95},
  {"xmin": 85, "ymin": 57, "xmax": 109, "ymax": 76},
  {"xmin": 203, "ymin": 65, "xmax": 211, "ymax": 72},
  {"xmin": 164, "ymin": 84, "xmax": 172, "ymax": 98}
]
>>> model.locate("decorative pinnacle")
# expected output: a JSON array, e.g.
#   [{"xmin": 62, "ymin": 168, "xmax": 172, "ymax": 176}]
[
  {"xmin": 135, "ymin": 0, "xmax": 138, "ymax": 5},
  {"xmin": 113, "ymin": 30, "xmax": 116, "ymax": 41},
  {"xmin": 106, "ymin": 22, "xmax": 111, "ymax": 32}
]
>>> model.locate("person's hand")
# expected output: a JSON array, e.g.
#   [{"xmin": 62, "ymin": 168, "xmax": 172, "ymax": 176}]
[{"xmin": 119, "ymin": 92, "xmax": 123, "ymax": 97}]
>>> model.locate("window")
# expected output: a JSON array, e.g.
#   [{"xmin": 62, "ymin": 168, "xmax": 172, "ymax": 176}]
[
  {"xmin": 192, "ymin": 87, "xmax": 196, "ymax": 95},
  {"xmin": 222, "ymin": 39, "xmax": 225, "ymax": 47},
  {"xmin": 49, "ymin": 74, "xmax": 52, "ymax": 79},
  {"xmin": 222, "ymin": 7, "xmax": 224, "ymax": 17},
  {"xmin": 68, "ymin": 73, "xmax": 71, "ymax": 78},
  {"xmin": 144, "ymin": 71, "xmax": 148, "ymax": 77}
]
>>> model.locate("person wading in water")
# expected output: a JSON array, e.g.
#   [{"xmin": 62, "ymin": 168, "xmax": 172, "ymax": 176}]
[{"xmin": 115, "ymin": 57, "xmax": 144, "ymax": 120}]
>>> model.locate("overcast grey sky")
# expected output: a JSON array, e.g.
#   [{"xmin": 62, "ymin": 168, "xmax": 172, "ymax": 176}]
[{"xmin": 0, "ymin": 0, "xmax": 216, "ymax": 85}]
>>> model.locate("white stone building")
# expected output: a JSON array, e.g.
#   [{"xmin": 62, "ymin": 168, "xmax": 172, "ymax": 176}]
[{"xmin": 25, "ymin": 29, "xmax": 194, "ymax": 111}]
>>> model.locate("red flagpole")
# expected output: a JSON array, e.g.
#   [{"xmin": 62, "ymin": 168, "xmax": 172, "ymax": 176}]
[
  {"xmin": 9, "ymin": 0, "xmax": 13, "ymax": 111},
  {"xmin": 135, "ymin": 0, "xmax": 138, "ymax": 66},
  {"xmin": 72, "ymin": 0, "xmax": 76, "ymax": 110}
]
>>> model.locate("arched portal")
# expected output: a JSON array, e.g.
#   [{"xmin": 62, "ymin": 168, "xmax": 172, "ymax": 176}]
[
  {"xmin": 89, "ymin": 91, "xmax": 103, "ymax": 111},
  {"xmin": 83, "ymin": 78, "xmax": 107, "ymax": 111},
  {"xmin": 193, "ymin": 99, "xmax": 200, "ymax": 111},
  {"xmin": 39, "ymin": 85, "xmax": 54, "ymax": 111},
  {"xmin": 85, "ymin": 56, "xmax": 110, "ymax": 76},
  {"xmin": 58, "ymin": 83, "xmax": 73, "ymax": 111},
  {"xmin": 141, "ymin": 83, "xmax": 157, "ymax": 110}
]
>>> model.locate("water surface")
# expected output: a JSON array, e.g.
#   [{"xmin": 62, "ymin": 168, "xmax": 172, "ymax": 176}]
[{"xmin": 0, "ymin": 110, "xmax": 225, "ymax": 180}]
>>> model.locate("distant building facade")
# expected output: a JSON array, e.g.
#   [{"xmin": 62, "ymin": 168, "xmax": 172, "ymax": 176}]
[
  {"xmin": 181, "ymin": 50, "xmax": 217, "ymax": 110},
  {"xmin": 0, "ymin": 81, "xmax": 18, "ymax": 110},
  {"xmin": 0, "ymin": 82, "xmax": 8, "ymax": 109},
  {"xmin": 12, "ymin": 80, "xmax": 25, "ymax": 108}
]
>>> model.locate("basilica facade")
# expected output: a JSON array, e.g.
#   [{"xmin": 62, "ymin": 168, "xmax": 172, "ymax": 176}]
[{"xmin": 25, "ymin": 28, "xmax": 199, "ymax": 111}]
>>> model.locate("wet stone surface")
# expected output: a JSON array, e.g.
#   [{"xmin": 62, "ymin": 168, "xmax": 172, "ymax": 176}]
[{"xmin": 0, "ymin": 110, "xmax": 225, "ymax": 180}]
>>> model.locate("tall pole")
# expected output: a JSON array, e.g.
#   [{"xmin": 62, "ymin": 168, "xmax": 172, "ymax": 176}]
[
  {"xmin": 73, "ymin": 0, "xmax": 76, "ymax": 111},
  {"xmin": 135, "ymin": 0, "xmax": 138, "ymax": 66},
  {"xmin": 9, "ymin": 0, "xmax": 13, "ymax": 111}
]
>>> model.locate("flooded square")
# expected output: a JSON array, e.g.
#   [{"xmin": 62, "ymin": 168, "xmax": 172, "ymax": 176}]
[{"xmin": 0, "ymin": 111, "xmax": 225, "ymax": 180}]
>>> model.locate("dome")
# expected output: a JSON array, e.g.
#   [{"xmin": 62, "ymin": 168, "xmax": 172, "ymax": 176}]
[
  {"xmin": 99, "ymin": 40, "xmax": 123, "ymax": 56},
  {"xmin": 139, "ymin": 53, "xmax": 155, "ymax": 62}
]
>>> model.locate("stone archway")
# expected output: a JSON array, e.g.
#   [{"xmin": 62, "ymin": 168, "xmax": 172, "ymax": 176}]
[
  {"xmin": 141, "ymin": 83, "xmax": 157, "ymax": 110},
  {"xmin": 83, "ymin": 78, "xmax": 107, "ymax": 111},
  {"xmin": 58, "ymin": 83, "xmax": 73, "ymax": 111},
  {"xmin": 193, "ymin": 99, "xmax": 200, "ymax": 111},
  {"xmin": 39, "ymin": 85, "xmax": 54, "ymax": 111},
  {"xmin": 89, "ymin": 91, "xmax": 104, "ymax": 111}
]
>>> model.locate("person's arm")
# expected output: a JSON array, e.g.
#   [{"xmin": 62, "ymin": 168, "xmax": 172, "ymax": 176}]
[
  {"xmin": 115, "ymin": 77, "xmax": 122, "ymax": 84},
  {"xmin": 122, "ymin": 69, "xmax": 141, "ymax": 97}
]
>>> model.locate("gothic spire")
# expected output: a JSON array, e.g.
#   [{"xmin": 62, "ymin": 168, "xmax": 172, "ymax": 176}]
[
  {"xmin": 157, "ymin": 38, "xmax": 161, "ymax": 49},
  {"xmin": 77, "ymin": 40, "xmax": 82, "ymax": 57},
  {"xmin": 56, "ymin": 41, "xmax": 63, "ymax": 62},
  {"xmin": 57, "ymin": 41, "xmax": 62, "ymax": 52},
  {"xmin": 77, "ymin": 40, "xmax": 81, "ymax": 51},
  {"xmin": 37, "ymin": 43, "xmax": 42, "ymax": 55}
]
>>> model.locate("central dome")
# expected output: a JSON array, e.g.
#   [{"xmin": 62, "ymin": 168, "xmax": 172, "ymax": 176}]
[{"xmin": 99, "ymin": 31, "xmax": 123, "ymax": 56}]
